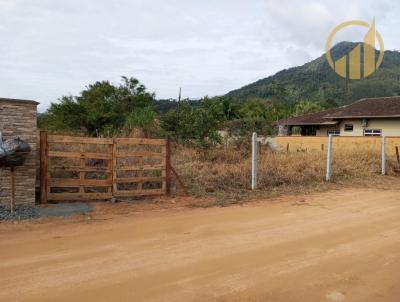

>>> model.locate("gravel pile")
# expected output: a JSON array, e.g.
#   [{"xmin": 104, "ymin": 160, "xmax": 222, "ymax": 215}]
[{"xmin": 0, "ymin": 204, "xmax": 40, "ymax": 220}]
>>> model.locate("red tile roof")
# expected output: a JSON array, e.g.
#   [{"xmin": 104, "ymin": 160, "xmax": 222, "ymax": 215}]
[
  {"xmin": 325, "ymin": 97, "xmax": 400, "ymax": 118},
  {"xmin": 276, "ymin": 97, "xmax": 400, "ymax": 126},
  {"xmin": 276, "ymin": 108, "xmax": 340, "ymax": 126}
]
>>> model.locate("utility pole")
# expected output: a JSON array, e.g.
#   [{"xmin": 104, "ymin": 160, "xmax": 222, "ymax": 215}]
[
  {"xmin": 177, "ymin": 87, "xmax": 182, "ymax": 120},
  {"xmin": 177, "ymin": 88, "xmax": 181, "ymax": 111},
  {"xmin": 176, "ymin": 88, "xmax": 182, "ymax": 143}
]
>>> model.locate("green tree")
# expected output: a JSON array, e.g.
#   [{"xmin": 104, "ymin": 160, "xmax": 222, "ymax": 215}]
[
  {"xmin": 39, "ymin": 77, "xmax": 156, "ymax": 136},
  {"xmin": 294, "ymin": 100, "xmax": 322, "ymax": 116},
  {"xmin": 161, "ymin": 98, "xmax": 224, "ymax": 147},
  {"xmin": 39, "ymin": 96, "xmax": 85, "ymax": 132},
  {"xmin": 124, "ymin": 106, "xmax": 158, "ymax": 138}
]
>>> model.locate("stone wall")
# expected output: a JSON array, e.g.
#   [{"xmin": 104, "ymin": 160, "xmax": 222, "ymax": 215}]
[{"xmin": 0, "ymin": 98, "xmax": 38, "ymax": 206}]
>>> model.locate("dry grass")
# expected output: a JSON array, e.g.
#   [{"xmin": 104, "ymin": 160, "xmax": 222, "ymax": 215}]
[
  {"xmin": 172, "ymin": 144, "xmax": 400, "ymax": 206},
  {"xmin": 275, "ymin": 136, "xmax": 400, "ymax": 157},
  {"xmin": 37, "ymin": 133, "xmax": 400, "ymax": 207}
]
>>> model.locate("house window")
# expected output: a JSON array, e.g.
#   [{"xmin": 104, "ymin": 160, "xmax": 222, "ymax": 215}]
[
  {"xmin": 327, "ymin": 129, "xmax": 340, "ymax": 136},
  {"xmin": 344, "ymin": 124, "xmax": 353, "ymax": 131},
  {"xmin": 363, "ymin": 129, "xmax": 382, "ymax": 136}
]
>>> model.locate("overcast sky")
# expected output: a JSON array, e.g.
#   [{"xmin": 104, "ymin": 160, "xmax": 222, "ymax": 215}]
[{"xmin": 0, "ymin": 0, "xmax": 398, "ymax": 111}]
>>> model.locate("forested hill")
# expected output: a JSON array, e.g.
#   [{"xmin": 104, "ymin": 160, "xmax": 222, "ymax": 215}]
[{"xmin": 226, "ymin": 42, "xmax": 400, "ymax": 106}]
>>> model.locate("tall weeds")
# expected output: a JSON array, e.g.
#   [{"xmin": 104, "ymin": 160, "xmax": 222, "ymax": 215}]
[{"xmin": 172, "ymin": 145, "xmax": 398, "ymax": 196}]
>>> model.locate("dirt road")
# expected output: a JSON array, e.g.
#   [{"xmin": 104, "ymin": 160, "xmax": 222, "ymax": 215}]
[{"xmin": 1, "ymin": 188, "xmax": 400, "ymax": 301}]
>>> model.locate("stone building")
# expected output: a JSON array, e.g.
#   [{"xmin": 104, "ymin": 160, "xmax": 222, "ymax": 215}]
[{"xmin": 0, "ymin": 98, "xmax": 39, "ymax": 206}]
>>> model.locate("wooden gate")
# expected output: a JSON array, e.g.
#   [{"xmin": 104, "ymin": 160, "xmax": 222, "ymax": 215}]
[{"xmin": 39, "ymin": 132, "xmax": 170, "ymax": 203}]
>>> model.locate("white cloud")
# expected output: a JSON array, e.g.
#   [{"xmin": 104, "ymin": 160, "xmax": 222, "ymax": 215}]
[{"xmin": 0, "ymin": 0, "xmax": 397, "ymax": 111}]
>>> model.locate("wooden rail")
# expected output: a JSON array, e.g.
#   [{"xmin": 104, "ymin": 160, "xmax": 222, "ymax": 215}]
[{"xmin": 40, "ymin": 132, "xmax": 171, "ymax": 203}]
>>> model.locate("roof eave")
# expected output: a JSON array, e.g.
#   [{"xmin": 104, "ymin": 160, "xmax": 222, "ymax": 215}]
[
  {"xmin": 327, "ymin": 115, "xmax": 400, "ymax": 119},
  {"xmin": 278, "ymin": 121, "xmax": 339, "ymax": 126}
]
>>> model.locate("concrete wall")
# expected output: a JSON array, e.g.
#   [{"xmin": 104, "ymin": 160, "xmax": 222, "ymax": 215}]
[
  {"xmin": 0, "ymin": 98, "xmax": 38, "ymax": 206},
  {"xmin": 273, "ymin": 135, "xmax": 400, "ymax": 156},
  {"xmin": 339, "ymin": 118, "xmax": 400, "ymax": 136},
  {"xmin": 338, "ymin": 119, "xmax": 363, "ymax": 136}
]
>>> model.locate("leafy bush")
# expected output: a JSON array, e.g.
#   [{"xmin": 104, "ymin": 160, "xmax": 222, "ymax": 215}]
[{"xmin": 39, "ymin": 77, "xmax": 157, "ymax": 137}]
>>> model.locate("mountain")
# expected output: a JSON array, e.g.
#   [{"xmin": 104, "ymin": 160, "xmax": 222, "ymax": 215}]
[{"xmin": 226, "ymin": 42, "xmax": 400, "ymax": 106}]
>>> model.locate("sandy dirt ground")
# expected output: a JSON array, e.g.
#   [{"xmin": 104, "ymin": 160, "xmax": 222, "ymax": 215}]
[{"xmin": 1, "ymin": 188, "xmax": 400, "ymax": 302}]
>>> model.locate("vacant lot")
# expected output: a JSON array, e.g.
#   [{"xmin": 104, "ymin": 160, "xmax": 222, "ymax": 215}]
[{"xmin": 1, "ymin": 187, "xmax": 400, "ymax": 302}]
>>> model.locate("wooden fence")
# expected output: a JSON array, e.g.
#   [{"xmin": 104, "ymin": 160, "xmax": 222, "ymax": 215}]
[{"xmin": 40, "ymin": 132, "xmax": 170, "ymax": 203}]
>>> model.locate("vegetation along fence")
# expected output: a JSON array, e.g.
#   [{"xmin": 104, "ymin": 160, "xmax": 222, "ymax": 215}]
[
  {"xmin": 274, "ymin": 136, "xmax": 400, "ymax": 157},
  {"xmin": 39, "ymin": 132, "xmax": 171, "ymax": 203},
  {"xmin": 248, "ymin": 134, "xmax": 400, "ymax": 190}
]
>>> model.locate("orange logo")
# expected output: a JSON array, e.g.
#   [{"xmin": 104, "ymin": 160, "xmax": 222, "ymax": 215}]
[{"xmin": 325, "ymin": 19, "xmax": 384, "ymax": 79}]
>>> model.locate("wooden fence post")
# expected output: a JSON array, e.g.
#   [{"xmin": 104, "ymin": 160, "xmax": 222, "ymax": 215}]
[
  {"xmin": 111, "ymin": 139, "xmax": 118, "ymax": 198},
  {"xmin": 111, "ymin": 139, "xmax": 117, "ymax": 201},
  {"xmin": 165, "ymin": 137, "xmax": 171, "ymax": 195},
  {"xmin": 326, "ymin": 134, "xmax": 333, "ymax": 181},
  {"xmin": 169, "ymin": 165, "xmax": 188, "ymax": 195},
  {"xmin": 40, "ymin": 131, "xmax": 48, "ymax": 204}
]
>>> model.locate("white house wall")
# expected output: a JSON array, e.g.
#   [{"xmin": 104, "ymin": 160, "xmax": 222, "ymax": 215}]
[
  {"xmin": 338, "ymin": 119, "xmax": 363, "ymax": 136},
  {"xmin": 339, "ymin": 118, "xmax": 400, "ymax": 136},
  {"xmin": 314, "ymin": 118, "xmax": 400, "ymax": 136},
  {"xmin": 316, "ymin": 125, "xmax": 339, "ymax": 136}
]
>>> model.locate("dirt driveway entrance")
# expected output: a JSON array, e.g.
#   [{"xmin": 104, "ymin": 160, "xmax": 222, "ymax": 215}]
[{"xmin": 1, "ymin": 188, "xmax": 400, "ymax": 301}]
